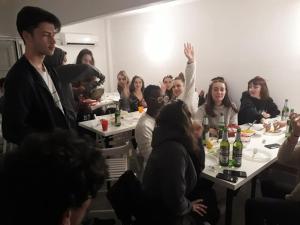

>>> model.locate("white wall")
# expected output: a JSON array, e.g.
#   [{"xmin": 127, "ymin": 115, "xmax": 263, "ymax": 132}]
[
  {"xmin": 58, "ymin": 19, "xmax": 110, "ymax": 91},
  {"xmin": 107, "ymin": 0, "xmax": 300, "ymax": 111}
]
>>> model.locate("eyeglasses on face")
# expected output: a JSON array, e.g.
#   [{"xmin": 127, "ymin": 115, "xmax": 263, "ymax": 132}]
[{"xmin": 150, "ymin": 95, "xmax": 170, "ymax": 104}]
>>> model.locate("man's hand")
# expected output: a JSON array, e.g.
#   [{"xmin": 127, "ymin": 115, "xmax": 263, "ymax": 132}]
[{"xmin": 184, "ymin": 42, "xmax": 194, "ymax": 64}]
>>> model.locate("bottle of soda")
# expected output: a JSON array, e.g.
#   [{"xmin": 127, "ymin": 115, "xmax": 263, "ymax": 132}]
[
  {"xmin": 281, "ymin": 99, "xmax": 289, "ymax": 121},
  {"xmin": 233, "ymin": 127, "xmax": 243, "ymax": 167},
  {"xmin": 218, "ymin": 113, "xmax": 225, "ymax": 139},
  {"xmin": 114, "ymin": 102, "xmax": 121, "ymax": 126},
  {"xmin": 285, "ymin": 108, "xmax": 294, "ymax": 138},
  {"xmin": 219, "ymin": 127, "xmax": 230, "ymax": 167},
  {"xmin": 202, "ymin": 115, "xmax": 209, "ymax": 145}
]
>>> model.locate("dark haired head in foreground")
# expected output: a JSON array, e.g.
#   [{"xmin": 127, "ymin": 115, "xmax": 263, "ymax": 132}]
[{"xmin": 0, "ymin": 129, "xmax": 107, "ymax": 225}]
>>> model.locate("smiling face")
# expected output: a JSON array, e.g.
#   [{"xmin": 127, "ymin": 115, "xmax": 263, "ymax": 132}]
[
  {"xmin": 173, "ymin": 79, "xmax": 184, "ymax": 97},
  {"xmin": 134, "ymin": 78, "xmax": 143, "ymax": 91},
  {"xmin": 211, "ymin": 81, "xmax": 226, "ymax": 105},
  {"xmin": 23, "ymin": 22, "xmax": 57, "ymax": 56},
  {"xmin": 163, "ymin": 77, "xmax": 173, "ymax": 90},
  {"xmin": 248, "ymin": 82, "xmax": 261, "ymax": 99}
]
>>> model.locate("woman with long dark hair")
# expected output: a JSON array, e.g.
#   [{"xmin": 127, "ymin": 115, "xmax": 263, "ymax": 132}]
[
  {"xmin": 196, "ymin": 77, "xmax": 238, "ymax": 136},
  {"xmin": 143, "ymin": 100, "xmax": 211, "ymax": 225},
  {"xmin": 129, "ymin": 75, "xmax": 147, "ymax": 112},
  {"xmin": 238, "ymin": 76, "xmax": 280, "ymax": 125}
]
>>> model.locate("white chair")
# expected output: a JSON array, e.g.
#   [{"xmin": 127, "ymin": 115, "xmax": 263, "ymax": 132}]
[
  {"xmin": 99, "ymin": 141, "xmax": 131, "ymax": 182},
  {"xmin": 89, "ymin": 142, "xmax": 131, "ymax": 217}
]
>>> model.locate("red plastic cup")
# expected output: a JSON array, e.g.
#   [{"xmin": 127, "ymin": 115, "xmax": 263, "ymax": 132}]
[{"xmin": 100, "ymin": 119, "xmax": 108, "ymax": 131}]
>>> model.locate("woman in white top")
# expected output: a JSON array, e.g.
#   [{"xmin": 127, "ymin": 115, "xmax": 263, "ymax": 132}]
[
  {"xmin": 172, "ymin": 43, "xmax": 198, "ymax": 115},
  {"xmin": 196, "ymin": 77, "xmax": 238, "ymax": 137}
]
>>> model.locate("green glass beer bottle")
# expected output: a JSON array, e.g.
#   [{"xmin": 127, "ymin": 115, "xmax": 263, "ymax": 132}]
[
  {"xmin": 114, "ymin": 102, "xmax": 121, "ymax": 126},
  {"xmin": 233, "ymin": 127, "xmax": 243, "ymax": 167},
  {"xmin": 285, "ymin": 108, "xmax": 294, "ymax": 138},
  {"xmin": 219, "ymin": 127, "xmax": 230, "ymax": 167}
]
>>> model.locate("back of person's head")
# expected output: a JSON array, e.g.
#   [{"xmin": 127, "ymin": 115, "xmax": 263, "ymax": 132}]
[
  {"xmin": 143, "ymin": 85, "xmax": 161, "ymax": 103},
  {"xmin": 76, "ymin": 49, "xmax": 95, "ymax": 66},
  {"xmin": 44, "ymin": 47, "xmax": 67, "ymax": 68},
  {"xmin": 248, "ymin": 76, "xmax": 270, "ymax": 100},
  {"xmin": 205, "ymin": 77, "xmax": 237, "ymax": 117},
  {"xmin": 129, "ymin": 75, "xmax": 145, "ymax": 93},
  {"xmin": 156, "ymin": 100, "xmax": 198, "ymax": 154},
  {"xmin": 0, "ymin": 129, "xmax": 107, "ymax": 225},
  {"xmin": 16, "ymin": 6, "xmax": 61, "ymax": 42}
]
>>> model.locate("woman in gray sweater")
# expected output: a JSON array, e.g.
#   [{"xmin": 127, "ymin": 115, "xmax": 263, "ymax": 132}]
[{"xmin": 195, "ymin": 77, "xmax": 238, "ymax": 137}]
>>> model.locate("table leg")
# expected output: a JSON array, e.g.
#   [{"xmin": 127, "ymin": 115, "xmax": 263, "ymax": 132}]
[
  {"xmin": 225, "ymin": 189, "xmax": 234, "ymax": 225},
  {"xmin": 251, "ymin": 176, "xmax": 257, "ymax": 199},
  {"xmin": 225, "ymin": 188, "xmax": 240, "ymax": 225}
]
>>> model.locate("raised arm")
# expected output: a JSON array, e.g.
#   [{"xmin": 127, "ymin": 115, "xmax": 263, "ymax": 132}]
[{"xmin": 182, "ymin": 43, "xmax": 197, "ymax": 115}]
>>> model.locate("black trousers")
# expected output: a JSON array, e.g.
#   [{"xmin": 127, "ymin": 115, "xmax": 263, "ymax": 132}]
[
  {"xmin": 245, "ymin": 197, "xmax": 300, "ymax": 225},
  {"xmin": 246, "ymin": 174, "xmax": 299, "ymax": 225}
]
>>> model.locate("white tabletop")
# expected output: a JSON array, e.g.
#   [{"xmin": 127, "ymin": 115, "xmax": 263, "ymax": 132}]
[
  {"xmin": 202, "ymin": 123, "xmax": 286, "ymax": 190},
  {"xmin": 78, "ymin": 110, "xmax": 144, "ymax": 137},
  {"xmin": 90, "ymin": 92, "xmax": 120, "ymax": 111}
]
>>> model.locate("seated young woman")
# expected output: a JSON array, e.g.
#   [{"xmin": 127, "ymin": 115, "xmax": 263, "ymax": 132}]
[
  {"xmin": 129, "ymin": 75, "xmax": 147, "ymax": 112},
  {"xmin": 117, "ymin": 70, "xmax": 131, "ymax": 112},
  {"xmin": 238, "ymin": 76, "xmax": 280, "ymax": 125},
  {"xmin": 195, "ymin": 77, "xmax": 238, "ymax": 137},
  {"xmin": 162, "ymin": 75, "xmax": 174, "ymax": 100},
  {"xmin": 143, "ymin": 100, "xmax": 212, "ymax": 225}
]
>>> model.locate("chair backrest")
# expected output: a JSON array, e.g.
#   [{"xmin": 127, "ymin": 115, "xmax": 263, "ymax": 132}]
[
  {"xmin": 97, "ymin": 142, "xmax": 131, "ymax": 181},
  {"xmin": 106, "ymin": 170, "xmax": 145, "ymax": 225}
]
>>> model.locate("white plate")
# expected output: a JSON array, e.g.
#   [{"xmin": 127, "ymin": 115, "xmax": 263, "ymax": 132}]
[
  {"xmin": 264, "ymin": 130, "xmax": 284, "ymax": 136},
  {"xmin": 243, "ymin": 148, "xmax": 271, "ymax": 162}
]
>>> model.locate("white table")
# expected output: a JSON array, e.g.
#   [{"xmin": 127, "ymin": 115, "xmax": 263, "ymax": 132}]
[
  {"xmin": 202, "ymin": 123, "xmax": 286, "ymax": 225},
  {"xmin": 79, "ymin": 111, "xmax": 143, "ymax": 137},
  {"xmin": 79, "ymin": 115, "xmax": 286, "ymax": 225}
]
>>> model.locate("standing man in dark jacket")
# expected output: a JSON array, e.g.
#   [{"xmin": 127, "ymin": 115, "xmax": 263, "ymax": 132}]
[{"xmin": 2, "ymin": 6, "xmax": 69, "ymax": 145}]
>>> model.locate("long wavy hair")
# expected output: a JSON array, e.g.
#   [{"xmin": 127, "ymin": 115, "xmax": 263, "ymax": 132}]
[
  {"xmin": 76, "ymin": 49, "xmax": 95, "ymax": 66},
  {"xmin": 117, "ymin": 70, "xmax": 130, "ymax": 94},
  {"xmin": 129, "ymin": 75, "xmax": 145, "ymax": 93},
  {"xmin": 248, "ymin": 76, "xmax": 270, "ymax": 100},
  {"xmin": 205, "ymin": 78, "xmax": 238, "ymax": 117},
  {"xmin": 156, "ymin": 100, "xmax": 199, "ymax": 158}
]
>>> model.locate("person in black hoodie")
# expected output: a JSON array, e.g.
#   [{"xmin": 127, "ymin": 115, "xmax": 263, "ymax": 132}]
[
  {"xmin": 142, "ymin": 100, "xmax": 208, "ymax": 225},
  {"xmin": 238, "ymin": 76, "xmax": 280, "ymax": 125}
]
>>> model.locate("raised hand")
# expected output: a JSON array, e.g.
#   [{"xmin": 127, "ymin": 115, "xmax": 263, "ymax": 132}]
[{"xmin": 184, "ymin": 42, "xmax": 194, "ymax": 64}]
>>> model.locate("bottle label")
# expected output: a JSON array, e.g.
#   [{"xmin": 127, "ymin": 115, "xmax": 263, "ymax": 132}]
[
  {"xmin": 219, "ymin": 147, "xmax": 229, "ymax": 165},
  {"xmin": 233, "ymin": 147, "xmax": 242, "ymax": 166}
]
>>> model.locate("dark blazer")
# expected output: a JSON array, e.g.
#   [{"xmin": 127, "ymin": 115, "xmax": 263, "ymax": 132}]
[
  {"xmin": 2, "ymin": 56, "xmax": 69, "ymax": 145},
  {"xmin": 238, "ymin": 91, "xmax": 280, "ymax": 125}
]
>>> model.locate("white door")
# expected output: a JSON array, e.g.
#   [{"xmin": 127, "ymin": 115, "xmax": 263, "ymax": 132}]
[{"xmin": 0, "ymin": 40, "xmax": 18, "ymax": 78}]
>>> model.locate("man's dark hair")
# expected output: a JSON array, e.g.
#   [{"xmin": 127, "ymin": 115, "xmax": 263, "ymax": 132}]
[
  {"xmin": 16, "ymin": 6, "xmax": 61, "ymax": 39},
  {"xmin": 143, "ymin": 85, "xmax": 161, "ymax": 103},
  {"xmin": 0, "ymin": 129, "xmax": 107, "ymax": 225}
]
